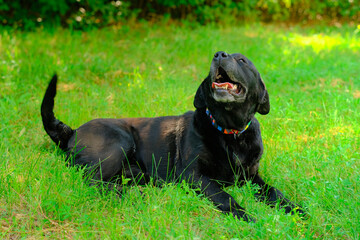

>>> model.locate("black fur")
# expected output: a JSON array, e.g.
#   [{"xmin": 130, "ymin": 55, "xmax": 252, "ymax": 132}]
[
  {"xmin": 41, "ymin": 74, "xmax": 74, "ymax": 149},
  {"xmin": 41, "ymin": 52, "xmax": 306, "ymax": 222}
]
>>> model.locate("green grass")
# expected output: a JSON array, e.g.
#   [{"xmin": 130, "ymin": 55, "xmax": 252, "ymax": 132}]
[{"xmin": 1, "ymin": 23, "xmax": 359, "ymax": 239}]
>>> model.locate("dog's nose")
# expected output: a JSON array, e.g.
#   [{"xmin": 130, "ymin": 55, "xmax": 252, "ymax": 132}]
[{"xmin": 214, "ymin": 51, "xmax": 228, "ymax": 61}]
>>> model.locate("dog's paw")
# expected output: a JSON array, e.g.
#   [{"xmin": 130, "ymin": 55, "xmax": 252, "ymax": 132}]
[
  {"xmin": 294, "ymin": 206, "xmax": 309, "ymax": 220},
  {"xmin": 234, "ymin": 210, "xmax": 256, "ymax": 223},
  {"xmin": 242, "ymin": 214, "xmax": 256, "ymax": 223},
  {"xmin": 285, "ymin": 204, "xmax": 309, "ymax": 220}
]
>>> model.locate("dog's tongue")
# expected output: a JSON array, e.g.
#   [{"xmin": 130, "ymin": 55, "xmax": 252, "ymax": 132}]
[{"xmin": 212, "ymin": 82, "xmax": 234, "ymax": 90}]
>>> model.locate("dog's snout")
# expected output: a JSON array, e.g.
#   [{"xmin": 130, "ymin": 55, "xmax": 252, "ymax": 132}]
[{"xmin": 214, "ymin": 51, "xmax": 228, "ymax": 61}]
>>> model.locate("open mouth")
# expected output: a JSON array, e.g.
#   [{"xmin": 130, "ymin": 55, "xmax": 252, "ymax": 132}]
[{"xmin": 212, "ymin": 67, "xmax": 245, "ymax": 95}]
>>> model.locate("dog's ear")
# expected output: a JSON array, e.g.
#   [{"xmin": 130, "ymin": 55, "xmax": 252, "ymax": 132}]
[
  {"xmin": 257, "ymin": 77, "xmax": 270, "ymax": 115},
  {"xmin": 194, "ymin": 78, "xmax": 208, "ymax": 109}
]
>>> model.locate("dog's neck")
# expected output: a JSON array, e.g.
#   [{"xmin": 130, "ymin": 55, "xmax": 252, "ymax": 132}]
[{"xmin": 205, "ymin": 108, "xmax": 251, "ymax": 138}]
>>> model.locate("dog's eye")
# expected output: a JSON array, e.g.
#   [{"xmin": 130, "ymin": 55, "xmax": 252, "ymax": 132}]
[{"xmin": 238, "ymin": 58, "xmax": 246, "ymax": 63}]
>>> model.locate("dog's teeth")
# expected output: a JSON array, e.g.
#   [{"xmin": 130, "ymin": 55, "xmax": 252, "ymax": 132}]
[
  {"xmin": 216, "ymin": 74, "xmax": 222, "ymax": 80},
  {"xmin": 233, "ymin": 85, "xmax": 238, "ymax": 90}
]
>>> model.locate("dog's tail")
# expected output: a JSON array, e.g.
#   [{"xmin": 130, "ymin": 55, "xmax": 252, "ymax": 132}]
[{"xmin": 41, "ymin": 74, "xmax": 74, "ymax": 150}]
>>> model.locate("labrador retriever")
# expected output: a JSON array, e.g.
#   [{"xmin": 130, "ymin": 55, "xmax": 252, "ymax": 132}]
[{"xmin": 41, "ymin": 51, "xmax": 305, "ymax": 222}]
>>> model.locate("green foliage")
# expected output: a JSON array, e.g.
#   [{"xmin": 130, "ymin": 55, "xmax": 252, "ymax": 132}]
[
  {"xmin": 1, "ymin": 0, "xmax": 360, "ymax": 29},
  {"xmin": 0, "ymin": 0, "xmax": 130, "ymax": 30},
  {"xmin": 131, "ymin": 0, "xmax": 360, "ymax": 24}
]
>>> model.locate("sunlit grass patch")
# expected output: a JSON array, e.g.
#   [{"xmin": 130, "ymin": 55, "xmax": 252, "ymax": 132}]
[{"xmin": 288, "ymin": 30, "xmax": 360, "ymax": 53}]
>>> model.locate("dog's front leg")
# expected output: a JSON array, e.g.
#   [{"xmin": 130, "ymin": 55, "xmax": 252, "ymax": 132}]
[
  {"xmin": 199, "ymin": 176, "xmax": 255, "ymax": 222},
  {"xmin": 251, "ymin": 174, "xmax": 306, "ymax": 217}
]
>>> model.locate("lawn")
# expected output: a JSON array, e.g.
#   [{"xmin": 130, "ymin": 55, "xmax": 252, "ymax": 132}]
[{"xmin": 1, "ymin": 22, "xmax": 359, "ymax": 239}]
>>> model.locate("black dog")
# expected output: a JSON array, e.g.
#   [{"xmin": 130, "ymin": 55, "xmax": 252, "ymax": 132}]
[{"xmin": 41, "ymin": 51, "xmax": 305, "ymax": 222}]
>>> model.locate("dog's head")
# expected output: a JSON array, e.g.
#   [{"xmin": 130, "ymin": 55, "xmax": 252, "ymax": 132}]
[{"xmin": 194, "ymin": 51, "xmax": 270, "ymax": 130}]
